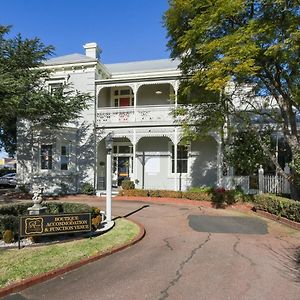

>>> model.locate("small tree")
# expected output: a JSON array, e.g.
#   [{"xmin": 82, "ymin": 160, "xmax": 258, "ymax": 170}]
[{"xmin": 0, "ymin": 25, "xmax": 90, "ymax": 155}]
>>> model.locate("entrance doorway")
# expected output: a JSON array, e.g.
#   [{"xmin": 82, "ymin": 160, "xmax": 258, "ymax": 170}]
[
  {"xmin": 112, "ymin": 142, "xmax": 133, "ymax": 186},
  {"xmin": 117, "ymin": 156, "xmax": 130, "ymax": 186}
]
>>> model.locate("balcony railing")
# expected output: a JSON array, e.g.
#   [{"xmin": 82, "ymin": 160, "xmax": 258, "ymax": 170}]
[{"xmin": 96, "ymin": 105, "xmax": 176, "ymax": 127}]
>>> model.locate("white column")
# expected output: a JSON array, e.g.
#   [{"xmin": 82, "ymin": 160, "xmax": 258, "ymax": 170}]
[
  {"xmin": 174, "ymin": 81, "xmax": 179, "ymax": 108},
  {"xmin": 284, "ymin": 163, "xmax": 290, "ymax": 194},
  {"xmin": 217, "ymin": 138, "xmax": 223, "ymax": 187},
  {"xmin": 133, "ymin": 130, "xmax": 137, "ymax": 186},
  {"xmin": 258, "ymin": 165, "xmax": 264, "ymax": 194},
  {"xmin": 133, "ymin": 83, "xmax": 138, "ymax": 121},
  {"xmin": 106, "ymin": 151, "xmax": 112, "ymax": 222},
  {"xmin": 174, "ymin": 128, "xmax": 178, "ymax": 191}
]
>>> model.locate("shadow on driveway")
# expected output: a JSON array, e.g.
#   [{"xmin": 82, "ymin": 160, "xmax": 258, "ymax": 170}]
[{"xmin": 188, "ymin": 215, "xmax": 268, "ymax": 235}]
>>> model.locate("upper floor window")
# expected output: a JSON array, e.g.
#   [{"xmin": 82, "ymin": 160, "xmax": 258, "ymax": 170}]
[
  {"xmin": 113, "ymin": 88, "xmax": 134, "ymax": 107},
  {"xmin": 60, "ymin": 145, "xmax": 70, "ymax": 170},
  {"xmin": 41, "ymin": 145, "xmax": 53, "ymax": 170},
  {"xmin": 49, "ymin": 82, "xmax": 63, "ymax": 96},
  {"xmin": 171, "ymin": 145, "xmax": 188, "ymax": 173}
]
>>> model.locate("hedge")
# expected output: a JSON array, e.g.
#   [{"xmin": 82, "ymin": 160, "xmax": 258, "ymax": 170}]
[
  {"xmin": 254, "ymin": 194, "xmax": 300, "ymax": 222},
  {"xmin": 0, "ymin": 202, "xmax": 101, "ymax": 239},
  {"xmin": 119, "ymin": 188, "xmax": 251, "ymax": 207}
]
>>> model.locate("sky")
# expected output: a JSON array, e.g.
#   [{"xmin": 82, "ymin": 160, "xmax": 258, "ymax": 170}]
[
  {"xmin": 0, "ymin": 0, "xmax": 171, "ymax": 63},
  {"xmin": 0, "ymin": 0, "xmax": 171, "ymax": 158}
]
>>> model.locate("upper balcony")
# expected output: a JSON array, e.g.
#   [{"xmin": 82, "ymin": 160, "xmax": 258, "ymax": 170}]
[
  {"xmin": 97, "ymin": 104, "xmax": 176, "ymax": 127},
  {"xmin": 96, "ymin": 82, "xmax": 179, "ymax": 128}
]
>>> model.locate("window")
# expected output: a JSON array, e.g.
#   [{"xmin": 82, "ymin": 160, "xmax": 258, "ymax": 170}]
[
  {"xmin": 41, "ymin": 145, "xmax": 53, "ymax": 170},
  {"xmin": 61, "ymin": 145, "xmax": 69, "ymax": 170},
  {"xmin": 49, "ymin": 82, "xmax": 63, "ymax": 95},
  {"xmin": 113, "ymin": 88, "xmax": 134, "ymax": 107},
  {"xmin": 172, "ymin": 145, "xmax": 188, "ymax": 173}
]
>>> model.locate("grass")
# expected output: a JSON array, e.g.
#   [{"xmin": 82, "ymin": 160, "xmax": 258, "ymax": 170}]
[{"xmin": 0, "ymin": 218, "xmax": 140, "ymax": 288}]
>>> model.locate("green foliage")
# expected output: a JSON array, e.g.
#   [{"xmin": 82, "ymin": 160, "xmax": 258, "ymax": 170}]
[
  {"xmin": 0, "ymin": 215, "xmax": 19, "ymax": 236},
  {"xmin": 119, "ymin": 188, "xmax": 250, "ymax": 204},
  {"xmin": 187, "ymin": 186, "xmax": 213, "ymax": 193},
  {"xmin": 80, "ymin": 182, "xmax": 95, "ymax": 195},
  {"xmin": 0, "ymin": 25, "xmax": 90, "ymax": 155},
  {"xmin": 254, "ymin": 194, "xmax": 300, "ymax": 222},
  {"xmin": 164, "ymin": 1, "xmax": 300, "ymax": 195},
  {"xmin": 118, "ymin": 189, "xmax": 149, "ymax": 197},
  {"xmin": 225, "ymin": 131, "xmax": 271, "ymax": 175},
  {"xmin": 183, "ymin": 191, "xmax": 211, "ymax": 201},
  {"xmin": 158, "ymin": 190, "xmax": 183, "ymax": 198},
  {"xmin": 3, "ymin": 229, "xmax": 14, "ymax": 244},
  {"xmin": 121, "ymin": 180, "xmax": 135, "ymax": 190},
  {"xmin": 17, "ymin": 185, "xmax": 30, "ymax": 194}
]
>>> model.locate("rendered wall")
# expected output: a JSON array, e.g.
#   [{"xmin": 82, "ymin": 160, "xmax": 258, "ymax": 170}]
[{"xmin": 17, "ymin": 66, "xmax": 97, "ymax": 194}]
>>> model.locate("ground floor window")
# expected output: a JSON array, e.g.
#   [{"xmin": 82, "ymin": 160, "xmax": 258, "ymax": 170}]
[
  {"xmin": 172, "ymin": 145, "xmax": 188, "ymax": 173},
  {"xmin": 41, "ymin": 145, "xmax": 53, "ymax": 170},
  {"xmin": 60, "ymin": 144, "xmax": 69, "ymax": 170}
]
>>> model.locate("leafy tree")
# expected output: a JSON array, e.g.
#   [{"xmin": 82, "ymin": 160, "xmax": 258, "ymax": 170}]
[
  {"xmin": 225, "ymin": 130, "xmax": 270, "ymax": 175},
  {"xmin": 0, "ymin": 25, "xmax": 90, "ymax": 156},
  {"xmin": 164, "ymin": 0, "xmax": 300, "ymax": 194}
]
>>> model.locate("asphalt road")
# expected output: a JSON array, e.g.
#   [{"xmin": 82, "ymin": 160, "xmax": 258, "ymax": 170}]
[{"xmin": 3, "ymin": 200, "xmax": 300, "ymax": 300}]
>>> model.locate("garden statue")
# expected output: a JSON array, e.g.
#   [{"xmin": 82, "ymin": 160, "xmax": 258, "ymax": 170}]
[
  {"xmin": 32, "ymin": 188, "xmax": 44, "ymax": 206},
  {"xmin": 28, "ymin": 187, "xmax": 46, "ymax": 215}
]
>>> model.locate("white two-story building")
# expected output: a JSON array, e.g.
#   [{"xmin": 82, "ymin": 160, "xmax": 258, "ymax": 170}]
[{"xmin": 17, "ymin": 43, "xmax": 222, "ymax": 194}]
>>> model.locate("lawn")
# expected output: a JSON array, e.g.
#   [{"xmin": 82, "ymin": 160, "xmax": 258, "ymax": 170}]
[{"xmin": 0, "ymin": 218, "xmax": 139, "ymax": 288}]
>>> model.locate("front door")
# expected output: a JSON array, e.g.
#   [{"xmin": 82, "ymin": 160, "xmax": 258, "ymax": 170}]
[
  {"xmin": 118, "ymin": 157, "xmax": 130, "ymax": 186},
  {"xmin": 119, "ymin": 97, "xmax": 130, "ymax": 107}
]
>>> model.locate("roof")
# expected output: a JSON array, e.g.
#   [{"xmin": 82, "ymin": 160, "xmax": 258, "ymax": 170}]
[
  {"xmin": 104, "ymin": 59, "xmax": 180, "ymax": 74},
  {"xmin": 44, "ymin": 53, "xmax": 180, "ymax": 76},
  {"xmin": 44, "ymin": 53, "xmax": 97, "ymax": 66}
]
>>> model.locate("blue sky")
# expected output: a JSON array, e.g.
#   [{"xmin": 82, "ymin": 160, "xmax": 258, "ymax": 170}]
[
  {"xmin": 1, "ymin": 0, "xmax": 171, "ymax": 63},
  {"xmin": 0, "ymin": 0, "xmax": 171, "ymax": 158}
]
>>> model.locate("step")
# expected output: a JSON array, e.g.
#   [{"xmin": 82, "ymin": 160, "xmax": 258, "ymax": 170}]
[{"xmin": 96, "ymin": 190, "xmax": 119, "ymax": 197}]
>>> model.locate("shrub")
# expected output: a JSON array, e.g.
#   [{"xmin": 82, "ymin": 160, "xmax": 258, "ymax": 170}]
[
  {"xmin": 3, "ymin": 229, "xmax": 14, "ymax": 243},
  {"xmin": 92, "ymin": 215, "xmax": 102, "ymax": 230},
  {"xmin": 118, "ymin": 189, "xmax": 149, "ymax": 197},
  {"xmin": 0, "ymin": 215, "xmax": 19, "ymax": 237},
  {"xmin": 121, "ymin": 180, "xmax": 135, "ymax": 190},
  {"xmin": 158, "ymin": 190, "xmax": 182, "ymax": 198},
  {"xmin": 148, "ymin": 190, "xmax": 160, "ymax": 197},
  {"xmin": 187, "ymin": 186, "xmax": 213, "ymax": 193},
  {"xmin": 254, "ymin": 194, "xmax": 300, "ymax": 222},
  {"xmin": 17, "ymin": 185, "xmax": 30, "ymax": 194},
  {"xmin": 61, "ymin": 202, "xmax": 91, "ymax": 214},
  {"xmin": 183, "ymin": 191, "xmax": 212, "ymax": 202},
  {"xmin": 80, "ymin": 182, "xmax": 95, "ymax": 195}
]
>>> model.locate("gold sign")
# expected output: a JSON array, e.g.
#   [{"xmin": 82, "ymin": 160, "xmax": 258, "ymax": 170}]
[{"xmin": 20, "ymin": 213, "xmax": 92, "ymax": 237}]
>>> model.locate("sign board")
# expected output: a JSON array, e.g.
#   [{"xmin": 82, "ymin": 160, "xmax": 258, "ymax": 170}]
[{"xmin": 19, "ymin": 213, "xmax": 92, "ymax": 237}]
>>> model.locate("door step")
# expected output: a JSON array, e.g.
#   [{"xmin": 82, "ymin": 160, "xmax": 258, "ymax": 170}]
[{"xmin": 96, "ymin": 190, "xmax": 119, "ymax": 197}]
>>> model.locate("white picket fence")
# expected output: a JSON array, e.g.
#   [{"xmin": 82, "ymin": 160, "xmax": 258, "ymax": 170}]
[
  {"xmin": 222, "ymin": 164, "xmax": 291, "ymax": 195},
  {"xmin": 263, "ymin": 175, "xmax": 290, "ymax": 194}
]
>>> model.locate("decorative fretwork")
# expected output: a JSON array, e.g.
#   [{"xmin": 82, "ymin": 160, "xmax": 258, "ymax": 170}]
[{"xmin": 96, "ymin": 105, "xmax": 175, "ymax": 127}]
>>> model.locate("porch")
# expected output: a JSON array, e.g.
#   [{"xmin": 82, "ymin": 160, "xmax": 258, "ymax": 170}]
[{"xmin": 96, "ymin": 134, "xmax": 220, "ymax": 192}]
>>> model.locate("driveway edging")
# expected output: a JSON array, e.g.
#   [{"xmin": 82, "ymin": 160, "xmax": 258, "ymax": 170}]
[
  {"xmin": 255, "ymin": 209, "xmax": 300, "ymax": 230},
  {"xmin": 0, "ymin": 218, "xmax": 146, "ymax": 298}
]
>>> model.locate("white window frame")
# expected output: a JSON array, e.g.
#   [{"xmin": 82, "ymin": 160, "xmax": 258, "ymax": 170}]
[
  {"xmin": 111, "ymin": 87, "xmax": 134, "ymax": 107},
  {"xmin": 60, "ymin": 143, "xmax": 70, "ymax": 171},
  {"xmin": 168, "ymin": 142, "xmax": 190, "ymax": 178},
  {"xmin": 40, "ymin": 144, "xmax": 53, "ymax": 170}
]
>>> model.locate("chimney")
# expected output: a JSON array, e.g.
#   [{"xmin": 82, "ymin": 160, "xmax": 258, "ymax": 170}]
[{"xmin": 83, "ymin": 42, "xmax": 101, "ymax": 59}]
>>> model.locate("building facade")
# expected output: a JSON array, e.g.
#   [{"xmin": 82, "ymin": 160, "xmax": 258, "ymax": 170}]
[{"xmin": 17, "ymin": 43, "xmax": 222, "ymax": 194}]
